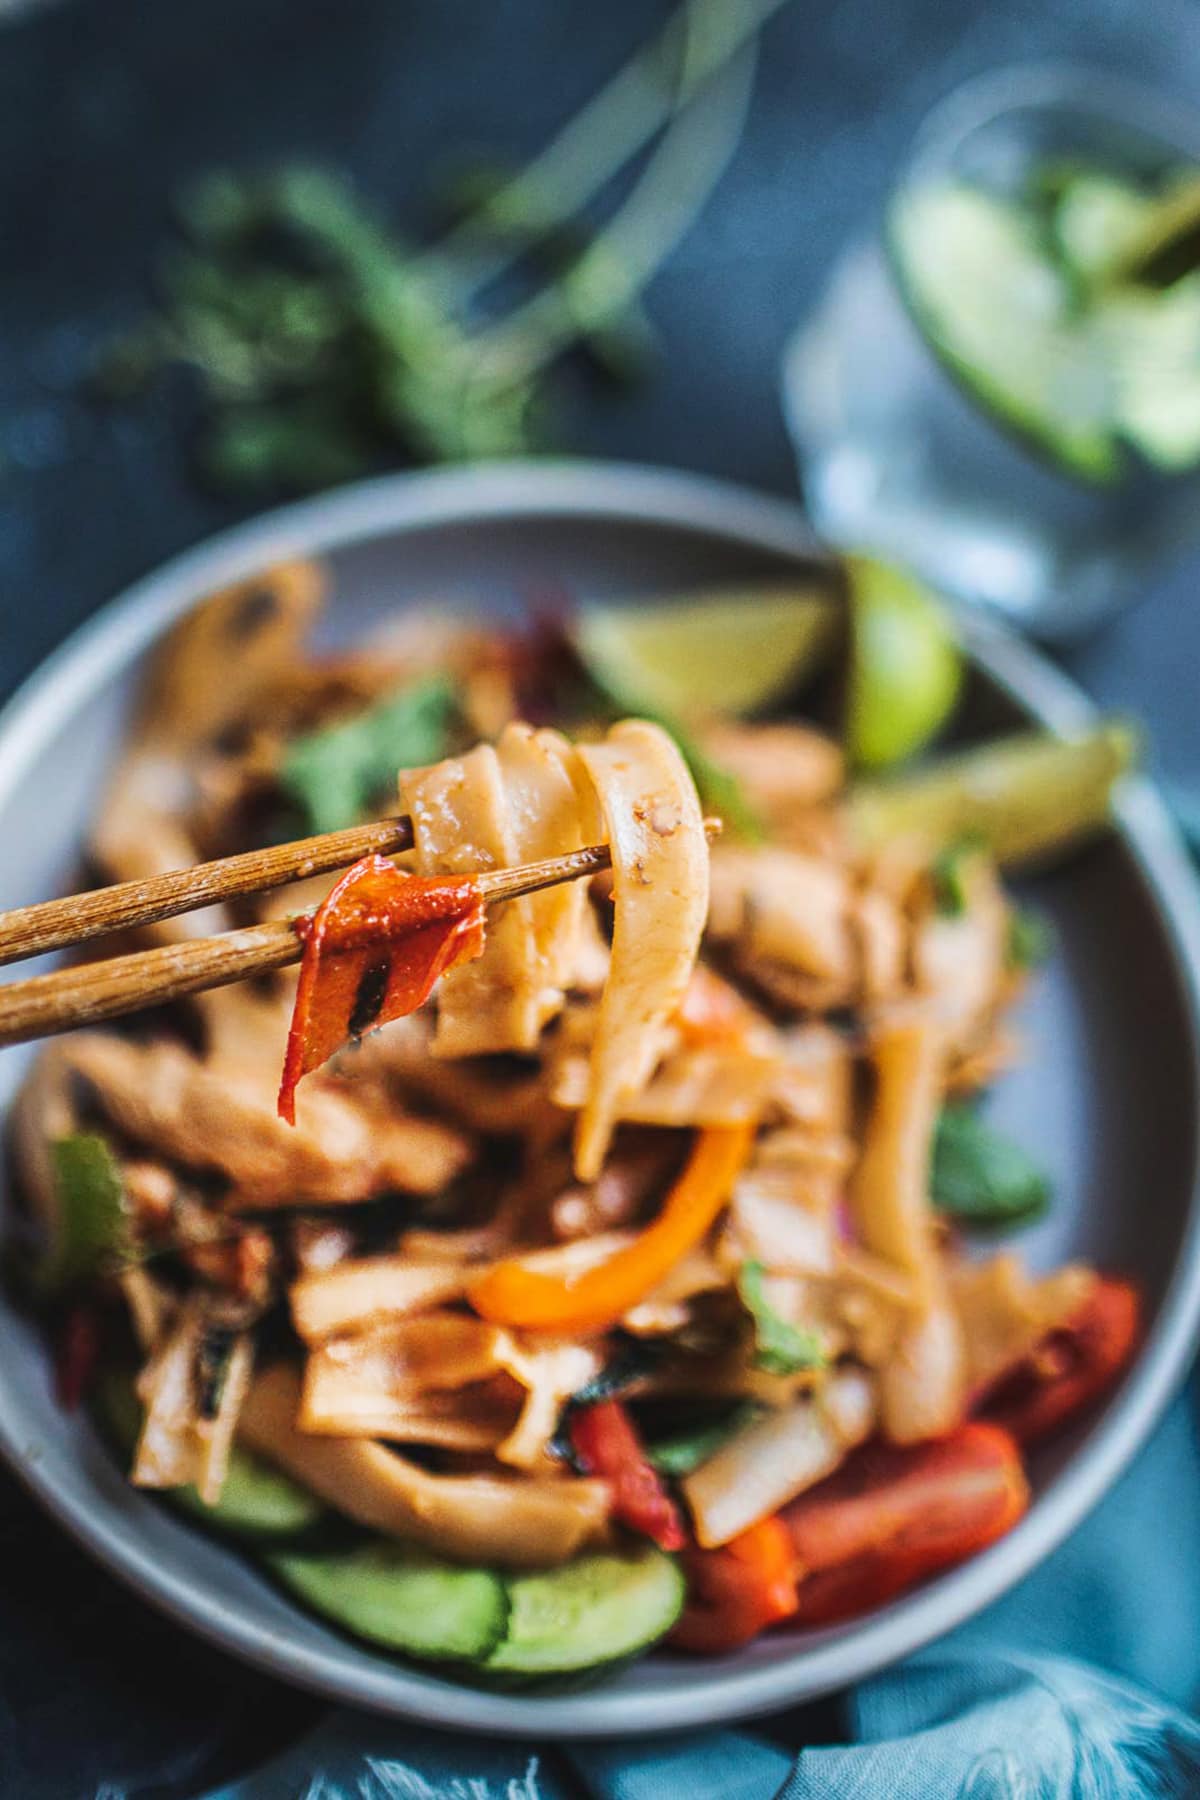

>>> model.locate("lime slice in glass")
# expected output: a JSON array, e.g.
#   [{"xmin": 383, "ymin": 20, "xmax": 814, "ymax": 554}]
[
  {"xmin": 1099, "ymin": 273, "xmax": 1200, "ymax": 470},
  {"xmin": 845, "ymin": 554, "xmax": 962, "ymax": 771},
  {"xmin": 574, "ymin": 585, "xmax": 837, "ymax": 720},
  {"xmin": 1053, "ymin": 174, "xmax": 1152, "ymax": 288},
  {"xmin": 890, "ymin": 181, "xmax": 1120, "ymax": 484}
]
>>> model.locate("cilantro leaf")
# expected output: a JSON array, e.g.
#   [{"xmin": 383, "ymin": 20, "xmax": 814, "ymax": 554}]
[
  {"xmin": 737, "ymin": 1260, "xmax": 825, "ymax": 1375},
  {"xmin": 281, "ymin": 675, "xmax": 457, "ymax": 834}
]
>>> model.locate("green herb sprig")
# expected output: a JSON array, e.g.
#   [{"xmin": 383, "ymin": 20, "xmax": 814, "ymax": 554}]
[{"xmin": 98, "ymin": 0, "xmax": 790, "ymax": 493}]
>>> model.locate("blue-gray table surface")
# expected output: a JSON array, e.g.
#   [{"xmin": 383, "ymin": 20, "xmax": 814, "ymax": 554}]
[{"xmin": 1, "ymin": 2, "xmax": 1198, "ymax": 1793}]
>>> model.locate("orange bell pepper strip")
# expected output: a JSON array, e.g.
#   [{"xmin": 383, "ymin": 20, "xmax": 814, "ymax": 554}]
[
  {"xmin": 671, "ymin": 1517, "xmax": 799, "ymax": 1653},
  {"xmin": 976, "ymin": 1276, "xmax": 1139, "ymax": 1446},
  {"xmin": 468, "ymin": 1123, "xmax": 754, "ymax": 1334},
  {"xmin": 784, "ymin": 1421, "xmax": 1029, "ymax": 1628}
]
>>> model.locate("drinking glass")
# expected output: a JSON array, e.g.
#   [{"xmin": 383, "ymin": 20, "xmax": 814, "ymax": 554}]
[{"xmin": 783, "ymin": 65, "xmax": 1200, "ymax": 640}]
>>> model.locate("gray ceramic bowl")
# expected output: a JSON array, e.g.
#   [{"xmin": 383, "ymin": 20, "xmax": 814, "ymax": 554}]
[{"xmin": 1, "ymin": 462, "xmax": 1199, "ymax": 1738}]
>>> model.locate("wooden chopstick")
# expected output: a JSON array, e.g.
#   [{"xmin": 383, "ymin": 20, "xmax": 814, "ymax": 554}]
[
  {"xmin": 0, "ymin": 840, "xmax": 618, "ymax": 1049},
  {"xmin": 0, "ymin": 818, "xmax": 721, "ymax": 1051},
  {"xmin": 0, "ymin": 815, "xmax": 416, "ymax": 968}
]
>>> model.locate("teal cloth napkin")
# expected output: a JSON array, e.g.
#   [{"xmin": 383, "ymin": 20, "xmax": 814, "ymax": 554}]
[{"xmin": 209, "ymin": 1371, "xmax": 1200, "ymax": 1798}]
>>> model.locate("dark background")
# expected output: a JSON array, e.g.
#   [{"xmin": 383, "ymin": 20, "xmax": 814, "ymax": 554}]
[{"xmin": 1, "ymin": 2, "xmax": 1198, "ymax": 1792}]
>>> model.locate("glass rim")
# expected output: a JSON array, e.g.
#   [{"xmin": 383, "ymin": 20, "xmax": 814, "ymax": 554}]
[{"xmin": 901, "ymin": 61, "xmax": 1200, "ymax": 189}]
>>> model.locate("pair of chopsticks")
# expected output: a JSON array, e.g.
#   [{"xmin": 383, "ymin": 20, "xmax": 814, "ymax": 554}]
[{"xmin": 0, "ymin": 817, "xmax": 635, "ymax": 1050}]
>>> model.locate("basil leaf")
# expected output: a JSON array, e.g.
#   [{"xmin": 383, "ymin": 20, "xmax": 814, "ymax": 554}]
[
  {"xmin": 39, "ymin": 1135, "xmax": 128, "ymax": 1295},
  {"xmin": 647, "ymin": 1402, "xmax": 762, "ymax": 1477},
  {"xmin": 932, "ymin": 1104, "xmax": 1050, "ymax": 1227},
  {"xmin": 737, "ymin": 1260, "xmax": 825, "ymax": 1375},
  {"xmin": 281, "ymin": 676, "xmax": 457, "ymax": 834}
]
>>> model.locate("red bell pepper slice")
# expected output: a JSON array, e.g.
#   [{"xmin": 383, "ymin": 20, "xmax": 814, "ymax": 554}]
[
  {"xmin": 278, "ymin": 853, "xmax": 485, "ymax": 1123},
  {"xmin": 976, "ymin": 1275, "xmax": 1140, "ymax": 1446},
  {"xmin": 783, "ymin": 1422, "xmax": 1029, "ymax": 1628},
  {"xmin": 569, "ymin": 1399, "xmax": 687, "ymax": 1552},
  {"xmin": 671, "ymin": 1517, "xmax": 799, "ymax": 1653}
]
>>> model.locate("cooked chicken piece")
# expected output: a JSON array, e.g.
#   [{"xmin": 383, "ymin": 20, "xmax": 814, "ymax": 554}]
[
  {"xmin": 701, "ymin": 721, "xmax": 844, "ymax": 835},
  {"xmin": 65, "ymin": 1034, "xmax": 470, "ymax": 1206},
  {"xmin": 573, "ymin": 721, "xmax": 709, "ymax": 1180},
  {"xmin": 91, "ymin": 564, "xmax": 325, "ymax": 946},
  {"xmin": 239, "ymin": 1365, "xmax": 611, "ymax": 1566},
  {"xmin": 708, "ymin": 847, "xmax": 856, "ymax": 1011},
  {"xmin": 709, "ymin": 848, "xmax": 851, "ymax": 976},
  {"xmin": 135, "ymin": 564, "xmax": 325, "ymax": 748}
]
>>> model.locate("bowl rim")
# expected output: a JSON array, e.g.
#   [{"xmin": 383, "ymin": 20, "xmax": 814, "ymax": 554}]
[{"xmin": 2, "ymin": 458, "xmax": 1200, "ymax": 1738}]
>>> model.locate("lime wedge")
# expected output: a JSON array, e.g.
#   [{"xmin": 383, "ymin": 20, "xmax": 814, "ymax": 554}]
[
  {"xmin": 845, "ymin": 555, "xmax": 962, "ymax": 770},
  {"xmin": 890, "ymin": 181, "xmax": 1121, "ymax": 484},
  {"xmin": 573, "ymin": 585, "xmax": 837, "ymax": 721},
  {"xmin": 1053, "ymin": 174, "xmax": 1152, "ymax": 288},
  {"xmin": 847, "ymin": 721, "xmax": 1138, "ymax": 865},
  {"xmin": 1099, "ymin": 273, "xmax": 1200, "ymax": 470}
]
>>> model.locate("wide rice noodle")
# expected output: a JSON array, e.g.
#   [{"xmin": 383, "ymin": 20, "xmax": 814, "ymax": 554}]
[{"xmin": 572, "ymin": 721, "xmax": 709, "ymax": 1181}]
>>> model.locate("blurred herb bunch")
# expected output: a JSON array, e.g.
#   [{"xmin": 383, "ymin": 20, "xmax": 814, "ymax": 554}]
[{"xmin": 96, "ymin": 0, "xmax": 788, "ymax": 493}]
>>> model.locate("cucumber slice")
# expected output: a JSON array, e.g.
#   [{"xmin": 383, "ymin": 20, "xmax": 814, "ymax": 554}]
[
  {"xmin": 845, "ymin": 555, "xmax": 962, "ymax": 770},
  {"xmin": 94, "ymin": 1369, "xmax": 324, "ymax": 1539},
  {"xmin": 1053, "ymin": 175, "xmax": 1151, "ymax": 287},
  {"xmin": 267, "ymin": 1542, "xmax": 507, "ymax": 1662},
  {"xmin": 846, "ymin": 721, "xmax": 1138, "ymax": 867},
  {"xmin": 485, "ymin": 1546, "xmax": 684, "ymax": 1675},
  {"xmin": 1099, "ymin": 275, "xmax": 1200, "ymax": 471},
  {"xmin": 574, "ymin": 586, "xmax": 838, "ymax": 722},
  {"xmin": 890, "ymin": 181, "xmax": 1120, "ymax": 484}
]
